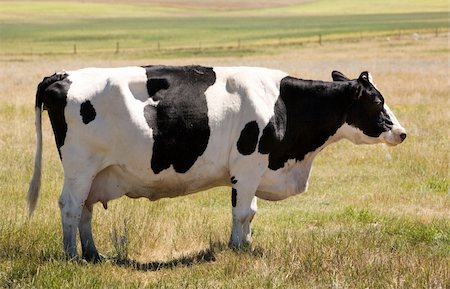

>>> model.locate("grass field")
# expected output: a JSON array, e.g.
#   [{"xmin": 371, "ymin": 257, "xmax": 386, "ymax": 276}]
[
  {"xmin": 0, "ymin": 0, "xmax": 448, "ymax": 57},
  {"xmin": 0, "ymin": 1, "xmax": 449, "ymax": 288}
]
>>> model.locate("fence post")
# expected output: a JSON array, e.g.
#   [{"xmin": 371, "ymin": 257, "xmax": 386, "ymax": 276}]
[
  {"xmin": 237, "ymin": 39, "xmax": 241, "ymax": 49},
  {"xmin": 115, "ymin": 42, "xmax": 119, "ymax": 54},
  {"xmin": 73, "ymin": 44, "xmax": 77, "ymax": 54},
  {"xmin": 157, "ymin": 40, "xmax": 160, "ymax": 51},
  {"xmin": 318, "ymin": 34, "xmax": 322, "ymax": 46}
]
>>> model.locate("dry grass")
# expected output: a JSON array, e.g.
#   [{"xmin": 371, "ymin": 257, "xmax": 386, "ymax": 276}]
[{"xmin": 0, "ymin": 32, "xmax": 449, "ymax": 288}]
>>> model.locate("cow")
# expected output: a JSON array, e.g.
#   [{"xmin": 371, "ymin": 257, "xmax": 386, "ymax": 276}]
[{"xmin": 27, "ymin": 65, "xmax": 406, "ymax": 261}]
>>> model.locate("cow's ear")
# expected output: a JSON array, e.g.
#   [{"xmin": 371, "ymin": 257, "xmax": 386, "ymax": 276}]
[
  {"xmin": 332, "ymin": 70, "xmax": 350, "ymax": 82},
  {"xmin": 357, "ymin": 71, "xmax": 372, "ymax": 86}
]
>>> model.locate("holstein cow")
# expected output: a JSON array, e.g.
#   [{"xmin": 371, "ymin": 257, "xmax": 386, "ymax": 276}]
[{"xmin": 27, "ymin": 65, "xmax": 406, "ymax": 261}]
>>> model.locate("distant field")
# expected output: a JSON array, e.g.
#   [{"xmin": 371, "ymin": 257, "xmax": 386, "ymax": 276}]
[
  {"xmin": 0, "ymin": 0, "xmax": 448, "ymax": 57},
  {"xmin": 1, "ymin": 0, "xmax": 447, "ymax": 18}
]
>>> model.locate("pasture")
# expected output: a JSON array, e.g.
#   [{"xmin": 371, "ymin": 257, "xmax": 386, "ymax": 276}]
[
  {"xmin": 0, "ymin": 0, "xmax": 448, "ymax": 57},
  {"xmin": 0, "ymin": 0, "xmax": 449, "ymax": 288}
]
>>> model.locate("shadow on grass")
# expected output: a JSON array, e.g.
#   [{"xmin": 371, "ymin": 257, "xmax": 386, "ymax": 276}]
[
  {"xmin": 111, "ymin": 241, "xmax": 226, "ymax": 271},
  {"xmin": 110, "ymin": 241, "xmax": 265, "ymax": 271}
]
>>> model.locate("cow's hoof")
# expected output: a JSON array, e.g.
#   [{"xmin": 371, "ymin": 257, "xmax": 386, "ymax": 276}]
[
  {"xmin": 228, "ymin": 241, "xmax": 251, "ymax": 252},
  {"xmin": 83, "ymin": 251, "xmax": 105, "ymax": 263},
  {"xmin": 64, "ymin": 253, "xmax": 80, "ymax": 262}
]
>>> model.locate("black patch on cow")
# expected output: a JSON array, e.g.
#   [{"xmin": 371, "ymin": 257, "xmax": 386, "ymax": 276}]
[
  {"xmin": 231, "ymin": 188, "xmax": 237, "ymax": 207},
  {"xmin": 146, "ymin": 78, "xmax": 170, "ymax": 98},
  {"xmin": 237, "ymin": 121, "xmax": 259, "ymax": 155},
  {"xmin": 142, "ymin": 65, "xmax": 216, "ymax": 174},
  {"xmin": 259, "ymin": 76, "xmax": 355, "ymax": 170},
  {"xmin": 143, "ymin": 104, "xmax": 157, "ymax": 129},
  {"xmin": 230, "ymin": 176, "xmax": 237, "ymax": 184},
  {"xmin": 346, "ymin": 72, "xmax": 393, "ymax": 137},
  {"xmin": 80, "ymin": 101, "xmax": 96, "ymax": 124},
  {"xmin": 36, "ymin": 73, "xmax": 71, "ymax": 158},
  {"xmin": 258, "ymin": 96, "xmax": 288, "ymax": 155}
]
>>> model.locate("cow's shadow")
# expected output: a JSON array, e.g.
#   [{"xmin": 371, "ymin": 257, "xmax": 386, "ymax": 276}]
[
  {"xmin": 110, "ymin": 241, "xmax": 265, "ymax": 271},
  {"xmin": 110, "ymin": 241, "xmax": 226, "ymax": 271}
]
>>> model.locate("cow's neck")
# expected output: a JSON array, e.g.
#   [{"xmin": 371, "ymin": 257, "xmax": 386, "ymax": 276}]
[
  {"xmin": 258, "ymin": 78, "xmax": 353, "ymax": 200},
  {"xmin": 281, "ymin": 77, "xmax": 352, "ymax": 162}
]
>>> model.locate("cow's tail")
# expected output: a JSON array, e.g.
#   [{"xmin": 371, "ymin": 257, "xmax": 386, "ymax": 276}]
[
  {"xmin": 27, "ymin": 73, "xmax": 68, "ymax": 217},
  {"xmin": 27, "ymin": 104, "xmax": 42, "ymax": 217},
  {"xmin": 27, "ymin": 76, "xmax": 48, "ymax": 217}
]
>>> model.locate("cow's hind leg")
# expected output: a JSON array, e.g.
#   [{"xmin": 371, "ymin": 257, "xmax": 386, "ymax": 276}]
[
  {"xmin": 243, "ymin": 196, "xmax": 257, "ymax": 243},
  {"xmin": 59, "ymin": 176, "xmax": 93, "ymax": 260},
  {"xmin": 229, "ymin": 177, "xmax": 260, "ymax": 249},
  {"xmin": 79, "ymin": 204, "xmax": 101, "ymax": 262}
]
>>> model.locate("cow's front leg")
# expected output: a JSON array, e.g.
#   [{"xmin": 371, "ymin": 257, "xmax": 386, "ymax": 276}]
[
  {"xmin": 79, "ymin": 204, "xmax": 101, "ymax": 262},
  {"xmin": 229, "ymin": 177, "xmax": 259, "ymax": 249},
  {"xmin": 59, "ymin": 177, "xmax": 92, "ymax": 260}
]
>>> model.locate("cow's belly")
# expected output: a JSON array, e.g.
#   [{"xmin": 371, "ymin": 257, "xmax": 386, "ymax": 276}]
[{"xmin": 86, "ymin": 155, "xmax": 229, "ymax": 208}]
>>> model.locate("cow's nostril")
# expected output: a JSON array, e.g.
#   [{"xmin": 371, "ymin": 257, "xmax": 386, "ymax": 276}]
[{"xmin": 399, "ymin": 133, "xmax": 407, "ymax": 142}]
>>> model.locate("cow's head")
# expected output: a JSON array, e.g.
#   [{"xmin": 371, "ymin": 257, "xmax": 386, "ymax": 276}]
[{"xmin": 332, "ymin": 71, "xmax": 407, "ymax": 146}]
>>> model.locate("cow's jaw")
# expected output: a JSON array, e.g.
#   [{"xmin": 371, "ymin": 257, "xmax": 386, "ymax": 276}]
[{"xmin": 334, "ymin": 123, "xmax": 376, "ymax": 144}]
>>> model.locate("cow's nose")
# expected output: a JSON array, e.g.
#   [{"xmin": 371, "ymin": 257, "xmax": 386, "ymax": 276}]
[{"xmin": 399, "ymin": 133, "xmax": 407, "ymax": 142}]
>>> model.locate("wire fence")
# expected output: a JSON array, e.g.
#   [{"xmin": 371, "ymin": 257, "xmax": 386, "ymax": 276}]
[{"xmin": 6, "ymin": 28, "xmax": 446, "ymax": 57}]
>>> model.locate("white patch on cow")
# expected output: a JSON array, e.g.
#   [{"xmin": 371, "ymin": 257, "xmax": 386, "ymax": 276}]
[
  {"xmin": 380, "ymin": 103, "xmax": 407, "ymax": 146},
  {"xmin": 206, "ymin": 67, "xmax": 287, "ymax": 169},
  {"xmin": 257, "ymin": 157, "xmax": 315, "ymax": 201},
  {"xmin": 367, "ymin": 72, "xmax": 376, "ymax": 87},
  {"xmin": 334, "ymin": 123, "xmax": 381, "ymax": 145},
  {"xmin": 62, "ymin": 67, "xmax": 155, "ymax": 209}
]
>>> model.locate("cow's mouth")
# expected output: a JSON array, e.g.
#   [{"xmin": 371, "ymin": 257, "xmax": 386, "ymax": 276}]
[{"xmin": 380, "ymin": 129, "xmax": 407, "ymax": 146}]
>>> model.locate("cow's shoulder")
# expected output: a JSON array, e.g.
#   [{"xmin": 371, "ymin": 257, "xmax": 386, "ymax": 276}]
[{"xmin": 216, "ymin": 67, "xmax": 288, "ymax": 158}]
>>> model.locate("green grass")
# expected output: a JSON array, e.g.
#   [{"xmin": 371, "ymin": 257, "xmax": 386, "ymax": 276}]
[
  {"xmin": 0, "ymin": 0, "xmax": 447, "ymax": 19},
  {"xmin": 256, "ymin": 0, "xmax": 449, "ymax": 15},
  {"xmin": 0, "ymin": 1, "xmax": 448, "ymax": 58}
]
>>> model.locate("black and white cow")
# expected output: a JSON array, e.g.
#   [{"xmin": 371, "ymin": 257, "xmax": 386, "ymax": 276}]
[{"xmin": 27, "ymin": 65, "xmax": 406, "ymax": 261}]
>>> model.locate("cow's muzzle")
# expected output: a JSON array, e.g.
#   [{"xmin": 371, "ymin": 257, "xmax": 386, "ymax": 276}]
[{"xmin": 381, "ymin": 127, "xmax": 407, "ymax": 146}]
